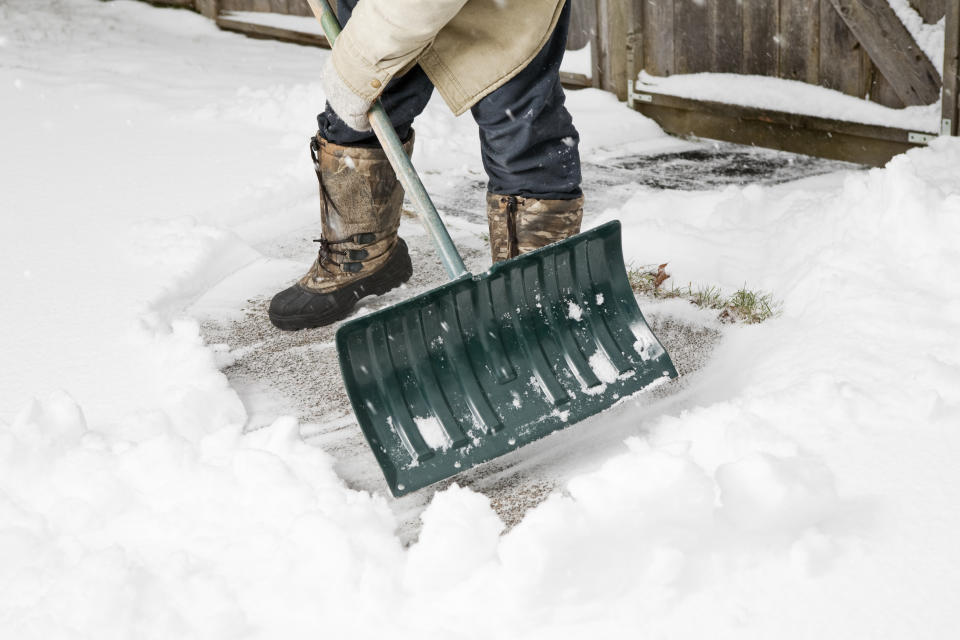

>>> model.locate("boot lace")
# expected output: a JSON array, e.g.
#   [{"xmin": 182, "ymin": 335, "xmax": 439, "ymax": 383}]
[{"xmin": 312, "ymin": 236, "xmax": 348, "ymax": 277}]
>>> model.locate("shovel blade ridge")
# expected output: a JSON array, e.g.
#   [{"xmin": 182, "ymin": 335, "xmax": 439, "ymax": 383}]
[{"xmin": 336, "ymin": 220, "xmax": 678, "ymax": 496}]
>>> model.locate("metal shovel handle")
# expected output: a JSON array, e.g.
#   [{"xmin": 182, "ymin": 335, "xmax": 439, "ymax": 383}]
[{"xmin": 306, "ymin": 0, "xmax": 469, "ymax": 280}]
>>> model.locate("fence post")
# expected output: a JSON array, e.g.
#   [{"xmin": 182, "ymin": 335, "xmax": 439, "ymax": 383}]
[
  {"xmin": 943, "ymin": 1, "xmax": 960, "ymax": 135},
  {"xmin": 625, "ymin": 0, "xmax": 644, "ymax": 106},
  {"xmin": 596, "ymin": 0, "xmax": 629, "ymax": 100},
  {"xmin": 196, "ymin": 0, "xmax": 219, "ymax": 19}
]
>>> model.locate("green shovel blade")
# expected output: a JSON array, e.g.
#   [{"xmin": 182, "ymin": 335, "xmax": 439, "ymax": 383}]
[{"xmin": 336, "ymin": 220, "xmax": 677, "ymax": 496}]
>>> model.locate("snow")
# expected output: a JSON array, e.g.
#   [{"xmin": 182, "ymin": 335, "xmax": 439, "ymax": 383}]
[
  {"xmin": 636, "ymin": 71, "xmax": 942, "ymax": 133},
  {"xmin": 588, "ymin": 352, "xmax": 619, "ymax": 385},
  {"xmin": 414, "ymin": 415, "xmax": 453, "ymax": 452},
  {"xmin": 3, "ymin": 0, "xmax": 960, "ymax": 638},
  {"xmin": 561, "ymin": 44, "xmax": 592, "ymax": 77},
  {"xmin": 887, "ymin": 0, "xmax": 946, "ymax": 73}
]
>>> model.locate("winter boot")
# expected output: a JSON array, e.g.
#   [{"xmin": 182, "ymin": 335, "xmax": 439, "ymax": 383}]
[
  {"xmin": 486, "ymin": 193, "xmax": 584, "ymax": 263},
  {"xmin": 268, "ymin": 133, "xmax": 415, "ymax": 330}
]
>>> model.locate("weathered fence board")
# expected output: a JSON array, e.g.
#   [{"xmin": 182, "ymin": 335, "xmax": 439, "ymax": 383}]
[
  {"xmin": 711, "ymin": 0, "xmax": 744, "ymax": 73},
  {"xmin": 869, "ymin": 65, "xmax": 907, "ymax": 107},
  {"xmin": 215, "ymin": 13, "xmax": 329, "ymax": 47},
  {"xmin": 944, "ymin": 0, "xmax": 960, "ymax": 134},
  {"xmin": 643, "ymin": 0, "xmax": 676, "ymax": 77},
  {"xmin": 147, "ymin": 0, "xmax": 195, "ymax": 7},
  {"xmin": 569, "ymin": 0, "xmax": 596, "ymax": 51},
  {"xmin": 741, "ymin": 0, "xmax": 780, "ymax": 76},
  {"xmin": 219, "ymin": 0, "xmax": 247, "ymax": 11},
  {"xmin": 828, "ymin": 0, "xmax": 941, "ymax": 105},
  {"xmin": 820, "ymin": 0, "xmax": 864, "ymax": 95},
  {"xmin": 597, "ymin": 0, "xmax": 629, "ymax": 98},
  {"xmin": 195, "ymin": 0, "xmax": 218, "ymax": 18},
  {"xmin": 629, "ymin": 91, "xmax": 928, "ymax": 165},
  {"xmin": 626, "ymin": 0, "xmax": 645, "ymax": 77},
  {"xmin": 909, "ymin": 0, "xmax": 947, "ymax": 23},
  {"xmin": 674, "ymin": 0, "xmax": 711, "ymax": 74},
  {"xmin": 780, "ymin": 0, "xmax": 821, "ymax": 84}
]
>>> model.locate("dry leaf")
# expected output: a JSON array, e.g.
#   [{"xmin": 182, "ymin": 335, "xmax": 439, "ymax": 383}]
[{"xmin": 654, "ymin": 263, "xmax": 670, "ymax": 289}]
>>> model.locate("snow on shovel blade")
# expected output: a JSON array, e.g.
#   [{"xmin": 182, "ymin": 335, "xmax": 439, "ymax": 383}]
[{"xmin": 335, "ymin": 220, "xmax": 678, "ymax": 497}]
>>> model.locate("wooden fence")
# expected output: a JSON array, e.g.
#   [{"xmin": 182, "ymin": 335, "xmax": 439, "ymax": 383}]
[
  {"xmin": 216, "ymin": 0, "xmax": 312, "ymax": 16},
  {"xmin": 159, "ymin": 0, "xmax": 600, "ymax": 84},
  {"xmin": 631, "ymin": 0, "xmax": 943, "ymax": 108},
  {"xmin": 191, "ymin": 0, "xmax": 311, "ymax": 17},
  {"xmin": 148, "ymin": 0, "xmax": 960, "ymax": 165},
  {"xmin": 611, "ymin": 0, "xmax": 960, "ymax": 164}
]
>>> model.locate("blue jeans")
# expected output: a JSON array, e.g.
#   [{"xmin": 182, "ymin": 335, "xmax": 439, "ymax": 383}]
[{"xmin": 317, "ymin": 0, "xmax": 582, "ymax": 200}]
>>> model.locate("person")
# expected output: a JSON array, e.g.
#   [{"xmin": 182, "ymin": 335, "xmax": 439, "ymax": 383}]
[{"xmin": 268, "ymin": 0, "xmax": 584, "ymax": 331}]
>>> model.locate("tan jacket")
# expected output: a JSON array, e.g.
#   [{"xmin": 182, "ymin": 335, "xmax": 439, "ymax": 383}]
[{"xmin": 332, "ymin": 0, "xmax": 566, "ymax": 116}]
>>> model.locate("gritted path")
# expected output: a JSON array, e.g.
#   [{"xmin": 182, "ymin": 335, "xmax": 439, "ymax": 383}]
[{"xmin": 200, "ymin": 143, "xmax": 856, "ymax": 542}]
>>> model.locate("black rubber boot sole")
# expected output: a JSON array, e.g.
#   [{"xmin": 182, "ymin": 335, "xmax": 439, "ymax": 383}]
[{"xmin": 268, "ymin": 239, "xmax": 413, "ymax": 331}]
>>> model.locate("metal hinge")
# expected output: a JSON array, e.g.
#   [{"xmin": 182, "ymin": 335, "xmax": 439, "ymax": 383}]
[
  {"xmin": 908, "ymin": 132, "xmax": 937, "ymax": 144},
  {"xmin": 627, "ymin": 80, "xmax": 653, "ymax": 108},
  {"xmin": 942, "ymin": 118, "xmax": 954, "ymax": 136}
]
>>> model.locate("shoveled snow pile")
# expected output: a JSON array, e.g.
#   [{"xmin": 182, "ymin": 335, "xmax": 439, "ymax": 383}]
[{"xmin": 2, "ymin": 1, "xmax": 960, "ymax": 638}]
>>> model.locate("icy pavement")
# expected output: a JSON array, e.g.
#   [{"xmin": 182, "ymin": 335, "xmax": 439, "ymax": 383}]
[
  {"xmin": 198, "ymin": 142, "xmax": 840, "ymax": 538},
  {"xmin": 416, "ymin": 143, "xmax": 859, "ymax": 225}
]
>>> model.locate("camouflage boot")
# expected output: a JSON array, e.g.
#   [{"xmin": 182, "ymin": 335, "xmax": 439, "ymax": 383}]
[
  {"xmin": 268, "ymin": 133, "xmax": 415, "ymax": 331},
  {"xmin": 486, "ymin": 193, "xmax": 584, "ymax": 263}
]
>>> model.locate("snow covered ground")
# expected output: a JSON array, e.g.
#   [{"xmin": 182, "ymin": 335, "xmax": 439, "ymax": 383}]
[{"xmin": 2, "ymin": 1, "xmax": 960, "ymax": 638}]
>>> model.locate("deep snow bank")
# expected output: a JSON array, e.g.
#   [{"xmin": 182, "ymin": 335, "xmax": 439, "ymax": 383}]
[{"xmin": 4, "ymin": 133, "xmax": 960, "ymax": 636}]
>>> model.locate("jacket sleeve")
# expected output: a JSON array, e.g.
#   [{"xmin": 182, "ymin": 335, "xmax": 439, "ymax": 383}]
[{"xmin": 331, "ymin": 0, "xmax": 470, "ymax": 102}]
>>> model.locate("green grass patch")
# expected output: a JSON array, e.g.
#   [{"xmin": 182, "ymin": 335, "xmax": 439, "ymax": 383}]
[{"xmin": 626, "ymin": 263, "xmax": 781, "ymax": 325}]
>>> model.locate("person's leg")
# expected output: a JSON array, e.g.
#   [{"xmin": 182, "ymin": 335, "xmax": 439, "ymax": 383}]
[
  {"xmin": 471, "ymin": 0, "xmax": 584, "ymax": 263},
  {"xmin": 317, "ymin": 0, "xmax": 435, "ymax": 146},
  {"xmin": 471, "ymin": 0, "xmax": 581, "ymax": 200},
  {"xmin": 269, "ymin": 0, "xmax": 435, "ymax": 331}
]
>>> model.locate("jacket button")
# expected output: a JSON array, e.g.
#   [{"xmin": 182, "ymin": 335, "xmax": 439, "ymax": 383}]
[{"xmin": 370, "ymin": 79, "xmax": 382, "ymax": 89}]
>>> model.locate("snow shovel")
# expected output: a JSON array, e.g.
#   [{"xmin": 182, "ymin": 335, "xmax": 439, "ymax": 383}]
[{"xmin": 308, "ymin": 0, "xmax": 678, "ymax": 497}]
